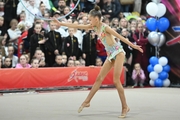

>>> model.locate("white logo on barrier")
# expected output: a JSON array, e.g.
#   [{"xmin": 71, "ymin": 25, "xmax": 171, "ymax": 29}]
[{"xmin": 68, "ymin": 69, "xmax": 88, "ymax": 82}]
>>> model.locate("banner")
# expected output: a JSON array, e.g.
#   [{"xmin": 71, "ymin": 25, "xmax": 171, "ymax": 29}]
[
  {"xmin": 0, "ymin": 67, "xmax": 125, "ymax": 90},
  {"xmin": 161, "ymin": 0, "xmax": 180, "ymax": 84}
]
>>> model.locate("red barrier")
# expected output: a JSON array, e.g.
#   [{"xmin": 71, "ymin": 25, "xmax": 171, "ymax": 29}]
[{"xmin": 0, "ymin": 67, "xmax": 126, "ymax": 90}]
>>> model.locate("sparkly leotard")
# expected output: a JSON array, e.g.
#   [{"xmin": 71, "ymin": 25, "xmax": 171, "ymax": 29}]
[{"xmin": 94, "ymin": 24, "xmax": 125, "ymax": 62}]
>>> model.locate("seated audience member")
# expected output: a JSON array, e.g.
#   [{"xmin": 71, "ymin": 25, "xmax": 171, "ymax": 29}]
[
  {"xmin": 67, "ymin": 59, "xmax": 74, "ymax": 67},
  {"xmin": 95, "ymin": 57, "xmax": 103, "ymax": 67},
  {"xmin": 53, "ymin": 55, "xmax": 65, "ymax": 67},
  {"xmin": 80, "ymin": 59, "xmax": 86, "ymax": 67},
  {"xmin": 15, "ymin": 55, "xmax": 31, "ymax": 68},
  {"xmin": 62, "ymin": 54, "xmax": 67, "ymax": 66},
  {"xmin": 132, "ymin": 63, "xmax": 146, "ymax": 87},
  {"xmin": 31, "ymin": 58, "xmax": 39, "ymax": 68},
  {"xmin": 74, "ymin": 60, "xmax": 81, "ymax": 67},
  {"xmin": 2, "ymin": 57, "xmax": 11, "ymax": 68}
]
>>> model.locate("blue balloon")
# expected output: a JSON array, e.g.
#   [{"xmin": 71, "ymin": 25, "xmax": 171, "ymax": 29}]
[
  {"xmin": 157, "ymin": 17, "xmax": 170, "ymax": 32},
  {"xmin": 159, "ymin": 71, "xmax": 168, "ymax": 80},
  {"xmin": 163, "ymin": 65, "xmax": 171, "ymax": 72},
  {"xmin": 149, "ymin": 56, "xmax": 159, "ymax": 66},
  {"xmin": 147, "ymin": 64, "xmax": 154, "ymax": 72},
  {"xmin": 146, "ymin": 18, "xmax": 157, "ymax": 31},
  {"xmin": 154, "ymin": 79, "xmax": 163, "ymax": 87}
]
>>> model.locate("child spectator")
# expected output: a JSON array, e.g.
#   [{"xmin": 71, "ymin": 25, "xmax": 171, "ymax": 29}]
[
  {"xmin": 45, "ymin": 21, "xmax": 62, "ymax": 67},
  {"xmin": 15, "ymin": 55, "xmax": 31, "ymax": 68},
  {"xmin": 64, "ymin": 28, "xmax": 79, "ymax": 60},
  {"xmin": 95, "ymin": 57, "xmax": 103, "ymax": 67},
  {"xmin": 31, "ymin": 58, "xmax": 39, "ymax": 68},
  {"xmin": 3, "ymin": 46, "xmax": 18, "ymax": 68},
  {"xmin": 2, "ymin": 57, "xmax": 11, "ymax": 68},
  {"xmin": 82, "ymin": 30, "xmax": 97, "ymax": 66},
  {"xmin": 67, "ymin": 59, "xmax": 74, "ymax": 67},
  {"xmin": 74, "ymin": 60, "xmax": 81, "ymax": 67},
  {"xmin": 29, "ymin": 23, "xmax": 46, "ymax": 61},
  {"xmin": 132, "ymin": 63, "xmax": 146, "ymax": 87},
  {"xmin": 62, "ymin": 54, "xmax": 67, "ymax": 66},
  {"xmin": 53, "ymin": 55, "xmax": 65, "ymax": 67}
]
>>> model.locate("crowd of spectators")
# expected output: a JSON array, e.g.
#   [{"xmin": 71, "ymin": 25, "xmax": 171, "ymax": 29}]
[{"xmin": 0, "ymin": 0, "xmax": 154, "ymax": 86}]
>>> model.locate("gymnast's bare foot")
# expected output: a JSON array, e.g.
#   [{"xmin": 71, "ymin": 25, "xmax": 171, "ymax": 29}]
[
  {"xmin": 78, "ymin": 102, "xmax": 90, "ymax": 113},
  {"xmin": 118, "ymin": 107, "xmax": 130, "ymax": 118}
]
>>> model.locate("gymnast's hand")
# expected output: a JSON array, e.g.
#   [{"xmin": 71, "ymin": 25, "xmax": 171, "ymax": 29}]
[
  {"xmin": 51, "ymin": 17, "xmax": 61, "ymax": 26},
  {"xmin": 133, "ymin": 44, "xmax": 143, "ymax": 53}
]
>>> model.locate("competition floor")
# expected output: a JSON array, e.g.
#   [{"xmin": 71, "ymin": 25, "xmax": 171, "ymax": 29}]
[{"xmin": 0, "ymin": 88, "xmax": 179, "ymax": 120}]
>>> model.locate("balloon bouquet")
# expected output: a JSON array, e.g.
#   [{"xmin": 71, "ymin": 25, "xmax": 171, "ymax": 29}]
[
  {"xmin": 148, "ymin": 56, "xmax": 171, "ymax": 87},
  {"xmin": 145, "ymin": 0, "xmax": 171, "ymax": 87}
]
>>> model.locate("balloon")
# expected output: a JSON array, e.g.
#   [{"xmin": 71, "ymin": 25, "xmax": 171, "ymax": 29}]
[
  {"xmin": 149, "ymin": 71, "xmax": 159, "ymax": 80},
  {"xmin": 163, "ymin": 79, "xmax": 171, "ymax": 87},
  {"xmin": 149, "ymin": 80, "xmax": 155, "ymax": 86},
  {"xmin": 156, "ymin": 3, "xmax": 166, "ymax": 17},
  {"xmin": 147, "ymin": 64, "xmax": 154, "ymax": 72},
  {"xmin": 146, "ymin": 18, "xmax": 157, "ymax": 31},
  {"xmin": 163, "ymin": 65, "xmax": 170, "ymax": 72},
  {"xmin": 149, "ymin": 56, "xmax": 159, "ymax": 66},
  {"xmin": 152, "ymin": 0, "xmax": 161, "ymax": 3},
  {"xmin": 154, "ymin": 64, "xmax": 163, "ymax": 73},
  {"xmin": 148, "ymin": 31, "xmax": 160, "ymax": 47},
  {"xmin": 146, "ymin": 2, "xmax": 158, "ymax": 16},
  {"xmin": 154, "ymin": 78, "xmax": 163, "ymax": 87},
  {"xmin": 159, "ymin": 71, "xmax": 168, "ymax": 80},
  {"xmin": 157, "ymin": 32, "xmax": 166, "ymax": 47},
  {"xmin": 157, "ymin": 17, "xmax": 170, "ymax": 32},
  {"xmin": 158, "ymin": 57, "xmax": 168, "ymax": 66}
]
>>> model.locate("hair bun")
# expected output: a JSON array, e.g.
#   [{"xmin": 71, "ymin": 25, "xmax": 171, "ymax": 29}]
[{"xmin": 94, "ymin": 5, "xmax": 100, "ymax": 11}]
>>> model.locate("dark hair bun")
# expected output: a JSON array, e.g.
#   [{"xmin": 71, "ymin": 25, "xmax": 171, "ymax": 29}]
[{"xmin": 94, "ymin": 5, "xmax": 100, "ymax": 11}]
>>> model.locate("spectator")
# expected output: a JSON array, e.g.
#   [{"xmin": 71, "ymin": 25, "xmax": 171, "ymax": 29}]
[
  {"xmin": 96, "ymin": 38, "xmax": 107, "ymax": 63},
  {"xmin": 74, "ymin": 60, "xmax": 81, "ymax": 67},
  {"xmin": 2, "ymin": 57, "xmax": 11, "ymax": 68},
  {"xmin": 15, "ymin": 54, "xmax": 31, "ymax": 68},
  {"xmin": 62, "ymin": 54, "xmax": 67, "ymax": 66},
  {"xmin": 64, "ymin": 28, "xmax": 79, "ymax": 60},
  {"xmin": 30, "ymin": 58, "xmax": 39, "ymax": 68},
  {"xmin": 95, "ymin": 57, "xmax": 103, "ymax": 67},
  {"xmin": 53, "ymin": 54, "xmax": 65, "ymax": 67},
  {"xmin": 0, "ymin": 17, "xmax": 7, "ymax": 36},
  {"xmin": 29, "ymin": 23, "xmax": 46, "ymax": 61},
  {"xmin": 132, "ymin": 22, "xmax": 149, "ymax": 80},
  {"xmin": 82, "ymin": 30, "xmax": 97, "ymax": 66},
  {"xmin": 45, "ymin": 21, "xmax": 62, "ymax": 66},
  {"xmin": 132, "ymin": 63, "xmax": 146, "ymax": 87},
  {"xmin": 0, "ymin": 1, "xmax": 4, "ymax": 17},
  {"xmin": 4, "ymin": 46, "xmax": 18, "ymax": 68},
  {"xmin": 67, "ymin": 59, "xmax": 74, "ymax": 67},
  {"xmin": 7, "ymin": 19, "xmax": 21, "ymax": 55},
  {"xmin": 18, "ymin": 11, "xmax": 33, "ymax": 30},
  {"xmin": 26, "ymin": 0, "xmax": 39, "ymax": 25}
]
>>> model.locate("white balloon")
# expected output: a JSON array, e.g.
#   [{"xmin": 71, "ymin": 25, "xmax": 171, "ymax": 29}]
[
  {"xmin": 163, "ymin": 79, "xmax": 171, "ymax": 87},
  {"xmin": 146, "ymin": 2, "xmax": 158, "ymax": 16},
  {"xmin": 154, "ymin": 64, "xmax": 163, "ymax": 73},
  {"xmin": 152, "ymin": 0, "xmax": 161, "ymax": 3},
  {"xmin": 149, "ymin": 80, "xmax": 155, "ymax": 86},
  {"xmin": 149, "ymin": 72, "xmax": 159, "ymax": 80},
  {"xmin": 159, "ymin": 57, "xmax": 168, "ymax": 66},
  {"xmin": 156, "ymin": 3, "xmax": 166, "ymax": 17}
]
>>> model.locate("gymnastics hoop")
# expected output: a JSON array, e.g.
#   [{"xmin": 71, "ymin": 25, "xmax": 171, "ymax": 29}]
[{"xmin": 19, "ymin": 0, "xmax": 81, "ymax": 21}]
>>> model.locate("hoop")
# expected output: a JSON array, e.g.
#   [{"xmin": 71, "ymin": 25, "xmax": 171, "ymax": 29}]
[{"xmin": 19, "ymin": 0, "xmax": 81, "ymax": 21}]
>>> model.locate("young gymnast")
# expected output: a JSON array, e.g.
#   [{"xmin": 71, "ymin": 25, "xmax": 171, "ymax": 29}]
[{"xmin": 52, "ymin": 6, "xmax": 143, "ymax": 118}]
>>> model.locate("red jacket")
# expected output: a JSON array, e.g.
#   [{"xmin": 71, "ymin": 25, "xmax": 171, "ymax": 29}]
[
  {"xmin": 96, "ymin": 38, "xmax": 107, "ymax": 56},
  {"xmin": 18, "ymin": 31, "xmax": 28, "ymax": 58}
]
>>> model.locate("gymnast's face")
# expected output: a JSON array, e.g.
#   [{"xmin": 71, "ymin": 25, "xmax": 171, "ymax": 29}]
[{"xmin": 88, "ymin": 15, "xmax": 98, "ymax": 27}]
